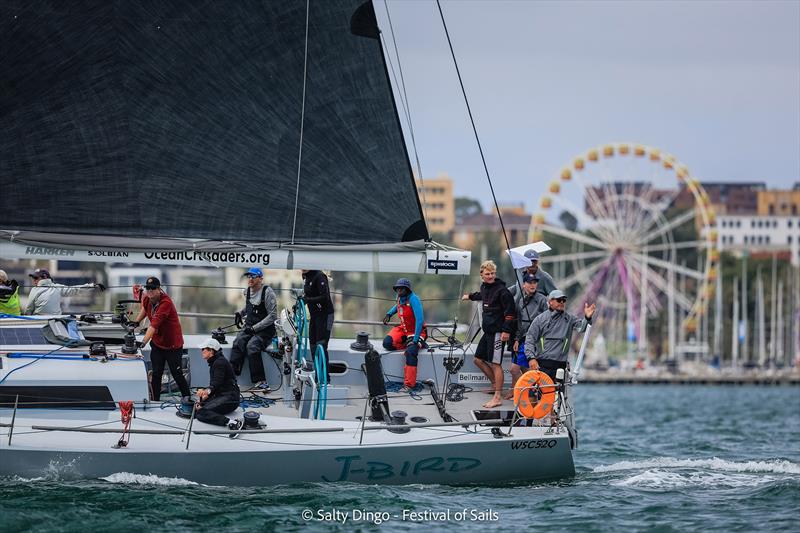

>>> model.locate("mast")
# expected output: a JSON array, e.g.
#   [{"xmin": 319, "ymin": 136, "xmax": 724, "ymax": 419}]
[
  {"xmin": 732, "ymin": 277, "xmax": 739, "ymax": 368},
  {"xmin": 757, "ymin": 268, "xmax": 766, "ymax": 367},
  {"xmin": 741, "ymin": 253, "xmax": 749, "ymax": 364}
]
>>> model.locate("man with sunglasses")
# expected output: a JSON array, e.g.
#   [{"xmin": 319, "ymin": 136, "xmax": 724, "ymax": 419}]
[
  {"xmin": 524, "ymin": 290, "xmax": 596, "ymax": 382},
  {"xmin": 230, "ymin": 267, "xmax": 277, "ymax": 390},
  {"xmin": 133, "ymin": 276, "xmax": 191, "ymax": 401}
]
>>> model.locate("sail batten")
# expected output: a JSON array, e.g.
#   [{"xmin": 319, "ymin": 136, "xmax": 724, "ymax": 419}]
[{"xmin": 1, "ymin": 0, "xmax": 428, "ymax": 247}]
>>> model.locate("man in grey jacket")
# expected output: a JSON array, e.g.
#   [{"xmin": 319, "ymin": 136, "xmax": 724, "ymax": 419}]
[
  {"xmin": 525, "ymin": 289, "xmax": 596, "ymax": 382},
  {"xmin": 505, "ymin": 273, "xmax": 549, "ymax": 398},
  {"xmin": 230, "ymin": 267, "xmax": 277, "ymax": 389},
  {"xmin": 24, "ymin": 268, "xmax": 105, "ymax": 315}
]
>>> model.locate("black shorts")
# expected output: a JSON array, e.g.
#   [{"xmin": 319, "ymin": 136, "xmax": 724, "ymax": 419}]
[
  {"xmin": 536, "ymin": 358, "xmax": 567, "ymax": 382},
  {"xmin": 475, "ymin": 332, "xmax": 506, "ymax": 365}
]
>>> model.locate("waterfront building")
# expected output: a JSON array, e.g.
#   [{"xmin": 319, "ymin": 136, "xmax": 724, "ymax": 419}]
[{"xmin": 416, "ymin": 174, "xmax": 455, "ymax": 234}]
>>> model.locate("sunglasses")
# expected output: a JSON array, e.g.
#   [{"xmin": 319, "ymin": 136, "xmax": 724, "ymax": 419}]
[{"xmin": 555, "ymin": 297, "xmax": 567, "ymax": 303}]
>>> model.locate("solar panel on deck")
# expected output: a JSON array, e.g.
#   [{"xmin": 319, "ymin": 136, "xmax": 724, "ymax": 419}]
[{"xmin": 0, "ymin": 327, "xmax": 48, "ymax": 345}]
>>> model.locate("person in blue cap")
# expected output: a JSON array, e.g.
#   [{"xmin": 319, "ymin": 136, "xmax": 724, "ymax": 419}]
[
  {"xmin": 382, "ymin": 278, "xmax": 426, "ymax": 392},
  {"xmin": 230, "ymin": 267, "xmax": 277, "ymax": 389}
]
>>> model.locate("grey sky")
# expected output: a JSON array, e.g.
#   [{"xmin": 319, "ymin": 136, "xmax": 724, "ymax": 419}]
[{"xmin": 375, "ymin": 0, "xmax": 800, "ymax": 212}]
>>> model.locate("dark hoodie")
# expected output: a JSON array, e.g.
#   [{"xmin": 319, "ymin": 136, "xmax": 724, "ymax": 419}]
[
  {"xmin": 302, "ymin": 270, "xmax": 333, "ymax": 316},
  {"xmin": 467, "ymin": 278, "xmax": 516, "ymax": 335}
]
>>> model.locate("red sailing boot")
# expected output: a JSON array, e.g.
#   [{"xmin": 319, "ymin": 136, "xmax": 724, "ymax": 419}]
[{"xmin": 401, "ymin": 365, "xmax": 418, "ymax": 392}]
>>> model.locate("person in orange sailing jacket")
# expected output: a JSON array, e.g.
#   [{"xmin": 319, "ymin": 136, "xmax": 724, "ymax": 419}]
[{"xmin": 381, "ymin": 278, "xmax": 426, "ymax": 392}]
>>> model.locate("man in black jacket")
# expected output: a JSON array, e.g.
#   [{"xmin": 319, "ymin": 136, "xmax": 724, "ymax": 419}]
[
  {"xmin": 302, "ymin": 270, "xmax": 334, "ymax": 378},
  {"xmin": 195, "ymin": 338, "xmax": 243, "ymax": 437},
  {"xmin": 462, "ymin": 260, "xmax": 516, "ymax": 408}
]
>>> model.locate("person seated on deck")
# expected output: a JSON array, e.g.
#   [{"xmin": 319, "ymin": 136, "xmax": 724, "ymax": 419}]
[
  {"xmin": 381, "ymin": 278, "xmax": 427, "ymax": 392},
  {"xmin": 194, "ymin": 338, "xmax": 243, "ymax": 437},
  {"xmin": 23, "ymin": 268, "xmax": 105, "ymax": 315},
  {"xmin": 230, "ymin": 267, "xmax": 277, "ymax": 391},
  {"xmin": 505, "ymin": 273, "xmax": 548, "ymax": 400},
  {"xmin": 0, "ymin": 269, "xmax": 22, "ymax": 315},
  {"xmin": 524, "ymin": 290, "xmax": 596, "ymax": 383},
  {"xmin": 461, "ymin": 260, "xmax": 516, "ymax": 409}
]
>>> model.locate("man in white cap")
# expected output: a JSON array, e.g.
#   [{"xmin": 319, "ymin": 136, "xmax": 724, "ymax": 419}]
[
  {"xmin": 195, "ymin": 338, "xmax": 243, "ymax": 436},
  {"xmin": 524, "ymin": 290, "xmax": 596, "ymax": 382}
]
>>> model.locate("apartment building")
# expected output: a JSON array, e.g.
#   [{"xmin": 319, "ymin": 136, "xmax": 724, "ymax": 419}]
[{"xmin": 416, "ymin": 174, "xmax": 455, "ymax": 235}]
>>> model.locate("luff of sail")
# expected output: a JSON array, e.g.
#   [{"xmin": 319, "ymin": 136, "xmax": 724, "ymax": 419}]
[{"xmin": 0, "ymin": 0, "xmax": 469, "ymax": 274}]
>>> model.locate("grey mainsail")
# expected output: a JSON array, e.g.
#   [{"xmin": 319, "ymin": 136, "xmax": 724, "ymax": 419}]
[{"xmin": 0, "ymin": 0, "xmax": 428, "ymax": 249}]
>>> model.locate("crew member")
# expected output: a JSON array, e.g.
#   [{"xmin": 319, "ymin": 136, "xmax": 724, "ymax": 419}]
[
  {"xmin": 302, "ymin": 269, "xmax": 334, "ymax": 379},
  {"xmin": 24, "ymin": 268, "xmax": 105, "ymax": 315},
  {"xmin": 505, "ymin": 273, "xmax": 548, "ymax": 399},
  {"xmin": 382, "ymin": 278, "xmax": 426, "ymax": 392},
  {"xmin": 525, "ymin": 289, "xmax": 596, "ymax": 382},
  {"xmin": 462, "ymin": 260, "xmax": 515, "ymax": 408},
  {"xmin": 0, "ymin": 269, "xmax": 21, "ymax": 315},
  {"xmin": 516, "ymin": 250, "xmax": 557, "ymax": 297},
  {"xmin": 194, "ymin": 338, "xmax": 243, "ymax": 437},
  {"xmin": 231, "ymin": 267, "xmax": 277, "ymax": 390},
  {"xmin": 133, "ymin": 276, "xmax": 191, "ymax": 401}
]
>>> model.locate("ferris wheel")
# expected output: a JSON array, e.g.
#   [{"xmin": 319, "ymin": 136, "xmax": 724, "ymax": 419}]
[{"xmin": 530, "ymin": 143, "xmax": 718, "ymax": 359}]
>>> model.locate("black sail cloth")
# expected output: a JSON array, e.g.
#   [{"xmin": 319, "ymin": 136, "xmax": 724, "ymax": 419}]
[{"xmin": 0, "ymin": 0, "xmax": 427, "ymax": 247}]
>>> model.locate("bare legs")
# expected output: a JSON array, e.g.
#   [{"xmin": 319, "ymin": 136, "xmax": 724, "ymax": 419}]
[{"xmin": 474, "ymin": 357, "xmax": 503, "ymax": 408}]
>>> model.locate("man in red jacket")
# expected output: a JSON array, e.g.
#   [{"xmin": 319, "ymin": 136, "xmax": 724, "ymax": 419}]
[{"xmin": 133, "ymin": 276, "xmax": 191, "ymax": 401}]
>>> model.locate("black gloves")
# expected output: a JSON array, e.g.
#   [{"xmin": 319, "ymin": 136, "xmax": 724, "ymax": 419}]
[
  {"xmin": 382, "ymin": 314, "xmax": 391, "ymax": 325},
  {"xmin": 234, "ymin": 312, "xmax": 244, "ymax": 328},
  {"xmin": 95, "ymin": 283, "xmax": 106, "ymax": 292},
  {"xmin": 243, "ymin": 325, "xmax": 255, "ymax": 335},
  {"xmin": 135, "ymin": 341, "xmax": 146, "ymax": 349}
]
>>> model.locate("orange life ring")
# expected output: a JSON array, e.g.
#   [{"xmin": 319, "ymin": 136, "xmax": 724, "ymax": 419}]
[{"xmin": 513, "ymin": 370, "xmax": 555, "ymax": 419}]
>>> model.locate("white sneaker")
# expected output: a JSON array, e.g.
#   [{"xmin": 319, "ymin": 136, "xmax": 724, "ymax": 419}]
[
  {"xmin": 254, "ymin": 381, "xmax": 272, "ymax": 392},
  {"xmin": 228, "ymin": 419, "xmax": 243, "ymax": 439}
]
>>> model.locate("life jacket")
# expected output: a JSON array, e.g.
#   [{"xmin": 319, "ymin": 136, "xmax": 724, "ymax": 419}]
[
  {"xmin": 0, "ymin": 284, "xmax": 21, "ymax": 315},
  {"xmin": 396, "ymin": 294, "xmax": 426, "ymax": 339},
  {"xmin": 245, "ymin": 286, "xmax": 269, "ymax": 327}
]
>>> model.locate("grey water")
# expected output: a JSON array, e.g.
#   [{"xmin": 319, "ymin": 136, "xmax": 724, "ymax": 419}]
[{"xmin": 1, "ymin": 385, "xmax": 798, "ymax": 531}]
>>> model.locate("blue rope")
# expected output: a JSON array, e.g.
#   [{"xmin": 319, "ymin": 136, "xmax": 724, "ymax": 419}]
[
  {"xmin": 0, "ymin": 345, "xmax": 69, "ymax": 385},
  {"xmin": 0, "ymin": 313, "xmax": 46, "ymax": 320}
]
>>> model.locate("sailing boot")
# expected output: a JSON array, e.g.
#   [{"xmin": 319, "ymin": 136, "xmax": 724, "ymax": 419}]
[{"xmin": 401, "ymin": 365, "xmax": 417, "ymax": 392}]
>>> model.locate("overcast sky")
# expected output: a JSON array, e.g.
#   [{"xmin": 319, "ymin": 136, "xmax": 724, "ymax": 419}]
[{"xmin": 375, "ymin": 0, "xmax": 800, "ymax": 211}]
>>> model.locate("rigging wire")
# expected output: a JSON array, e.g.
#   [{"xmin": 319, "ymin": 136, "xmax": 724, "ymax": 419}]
[
  {"xmin": 434, "ymin": 1, "xmax": 518, "ymax": 278},
  {"xmin": 290, "ymin": 0, "xmax": 311, "ymax": 244},
  {"xmin": 380, "ymin": 0, "xmax": 430, "ymax": 228}
]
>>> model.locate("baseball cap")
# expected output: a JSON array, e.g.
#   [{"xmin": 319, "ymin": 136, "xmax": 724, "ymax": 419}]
[
  {"xmin": 29, "ymin": 268, "xmax": 51, "ymax": 279},
  {"xmin": 522, "ymin": 273, "xmax": 539, "ymax": 283},
  {"xmin": 199, "ymin": 338, "xmax": 222, "ymax": 351},
  {"xmin": 243, "ymin": 267, "xmax": 264, "ymax": 278},
  {"xmin": 144, "ymin": 276, "xmax": 161, "ymax": 290},
  {"xmin": 523, "ymin": 249, "xmax": 540, "ymax": 261},
  {"xmin": 548, "ymin": 289, "xmax": 566, "ymax": 300}
]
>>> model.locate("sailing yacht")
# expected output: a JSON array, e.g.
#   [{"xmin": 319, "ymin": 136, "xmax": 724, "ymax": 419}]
[{"xmin": 0, "ymin": 0, "xmax": 577, "ymax": 484}]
